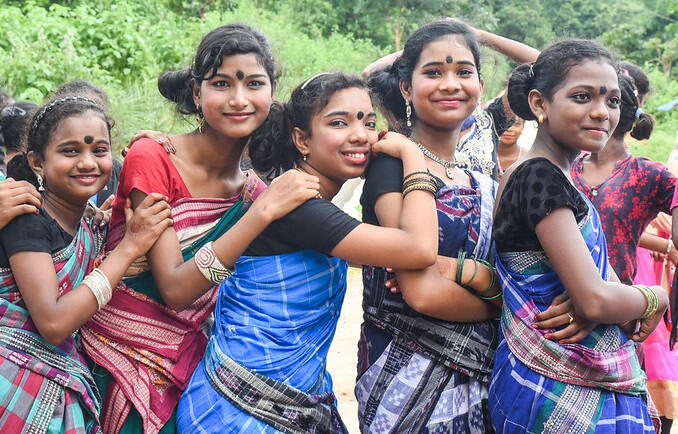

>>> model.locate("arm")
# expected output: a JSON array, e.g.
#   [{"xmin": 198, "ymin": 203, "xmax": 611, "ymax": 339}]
[
  {"xmin": 138, "ymin": 170, "xmax": 320, "ymax": 311},
  {"xmin": 362, "ymin": 50, "xmax": 402, "ymax": 78},
  {"xmin": 0, "ymin": 178, "xmax": 42, "ymax": 229},
  {"xmin": 472, "ymin": 26, "xmax": 540, "ymax": 64},
  {"xmin": 12, "ymin": 194, "xmax": 172, "ymax": 345}
]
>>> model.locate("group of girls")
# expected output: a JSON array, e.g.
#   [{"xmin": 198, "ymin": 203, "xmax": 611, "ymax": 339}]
[{"xmin": 0, "ymin": 16, "xmax": 674, "ymax": 434}]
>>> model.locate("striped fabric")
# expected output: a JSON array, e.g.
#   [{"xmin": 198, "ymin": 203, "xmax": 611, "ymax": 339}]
[
  {"xmin": 177, "ymin": 250, "xmax": 349, "ymax": 433},
  {"xmin": 0, "ymin": 218, "xmax": 105, "ymax": 434}
]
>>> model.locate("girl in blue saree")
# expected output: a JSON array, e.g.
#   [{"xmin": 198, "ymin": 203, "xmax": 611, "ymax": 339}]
[
  {"xmin": 176, "ymin": 73, "xmax": 441, "ymax": 433},
  {"xmin": 489, "ymin": 40, "xmax": 668, "ymax": 433}
]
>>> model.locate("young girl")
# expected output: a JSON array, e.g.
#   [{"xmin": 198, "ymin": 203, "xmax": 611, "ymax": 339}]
[
  {"xmin": 79, "ymin": 24, "xmax": 319, "ymax": 434},
  {"xmin": 490, "ymin": 40, "xmax": 667, "ymax": 433},
  {"xmin": 176, "ymin": 72, "xmax": 439, "ymax": 433},
  {"xmin": 357, "ymin": 20, "xmax": 502, "ymax": 433},
  {"xmin": 497, "ymin": 116, "xmax": 526, "ymax": 178},
  {"xmin": 0, "ymin": 96, "xmax": 171, "ymax": 432}
]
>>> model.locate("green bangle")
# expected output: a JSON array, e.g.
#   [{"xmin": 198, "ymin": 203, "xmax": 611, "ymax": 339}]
[
  {"xmin": 462, "ymin": 258, "xmax": 478, "ymax": 286},
  {"xmin": 456, "ymin": 250, "xmax": 466, "ymax": 283},
  {"xmin": 479, "ymin": 290, "xmax": 503, "ymax": 301},
  {"xmin": 475, "ymin": 258, "xmax": 497, "ymax": 296}
]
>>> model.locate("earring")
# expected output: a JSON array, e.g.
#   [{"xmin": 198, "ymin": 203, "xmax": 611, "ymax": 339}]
[
  {"xmin": 405, "ymin": 99, "xmax": 412, "ymax": 128},
  {"xmin": 538, "ymin": 113, "xmax": 545, "ymax": 124},
  {"xmin": 36, "ymin": 173, "xmax": 45, "ymax": 192},
  {"xmin": 196, "ymin": 105, "xmax": 205, "ymax": 134},
  {"xmin": 303, "ymin": 154, "xmax": 308, "ymax": 162}
]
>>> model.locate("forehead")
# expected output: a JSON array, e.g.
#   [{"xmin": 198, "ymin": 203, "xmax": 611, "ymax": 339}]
[
  {"xmin": 317, "ymin": 87, "xmax": 372, "ymax": 116},
  {"xmin": 416, "ymin": 35, "xmax": 475, "ymax": 67},
  {"xmin": 48, "ymin": 112, "xmax": 108, "ymax": 144},
  {"xmin": 215, "ymin": 53, "xmax": 268, "ymax": 76},
  {"xmin": 557, "ymin": 59, "xmax": 619, "ymax": 93}
]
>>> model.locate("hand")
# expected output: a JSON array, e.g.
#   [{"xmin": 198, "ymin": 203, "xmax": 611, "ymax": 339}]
[
  {"xmin": 122, "ymin": 130, "xmax": 175, "ymax": 157},
  {"xmin": 384, "ymin": 267, "xmax": 400, "ymax": 293},
  {"xmin": 0, "ymin": 178, "xmax": 42, "ymax": 229},
  {"xmin": 371, "ymin": 132, "xmax": 418, "ymax": 160},
  {"xmin": 534, "ymin": 293, "xmax": 598, "ymax": 344},
  {"xmin": 85, "ymin": 194, "xmax": 114, "ymax": 230},
  {"xmin": 668, "ymin": 242, "xmax": 678, "ymax": 265},
  {"xmin": 119, "ymin": 193, "xmax": 173, "ymax": 259},
  {"xmin": 650, "ymin": 249, "xmax": 668, "ymax": 262},
  {"xmin": 628, "ymin": 286, "xmax": 669, "ymax": 342},
  {"xmin": 250, "ymin": 169, "xmax": 320, "ymax": 222}
]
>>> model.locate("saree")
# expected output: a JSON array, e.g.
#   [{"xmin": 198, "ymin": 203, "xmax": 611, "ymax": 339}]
[
  {"xmin": 356, "ymin": 171, "xmax": 498, "ymax": 433},
  {"xmin": 81, "ymin": 174, "xmax": 263, "ymax": 434},
  {"xmin": 177, "ymin": 250, "xmax": 349, "ymax": 433},
  {"xmin": 0, "ymin": 218, "xmax": 105, "ymax": 434},
  {"xmin": 489, "ymin": 198, "xmax": 656, "ymax": 433}
]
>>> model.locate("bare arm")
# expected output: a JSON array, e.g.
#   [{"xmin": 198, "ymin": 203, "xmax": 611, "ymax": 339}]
[
  {"xmin": 13, "ymin": 194, "xmax": 172, "ymax": 345},
  {"xmin": 0, "ymin": 179, "xmax": 42, "ymax": 229},
  {"xmin": 473, "ymin": 27, "xmax": 539, "ymax": 64}
]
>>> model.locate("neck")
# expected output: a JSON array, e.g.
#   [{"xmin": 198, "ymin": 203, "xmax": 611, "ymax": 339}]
[
  {"xmin": 296, "ymin": 162, "xmax": 342, "ymax": 200},
  {"xmin": 498, "ymin": 140, "xmax": 520, "ymax": 154},
  {"xmin": 409, "ymin": 121, "xmax": 462, "ymax": 161},
  {"xmin": 529, "ymin": 127, "xmax": 580, "ymax": 172},
  {"xmin": 41, "ymin": 192, "xmax": 87, "ymax": 235},
  {"xmin": 587, "ymin": 133, "xmax": 629, "ymax": 165},
  {"xmin": 184, "ymin": 127, "xmax": 246, "ymax": 178}
]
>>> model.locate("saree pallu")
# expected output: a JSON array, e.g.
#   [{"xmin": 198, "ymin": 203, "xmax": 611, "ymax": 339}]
[
  {"xmin": 489, "ymin": 201, "xmax": 656, "ymax": 433},
  {"xmin": 357, "ymin": 172, "xmax": 498, "ymax": 433},
  {"xmin": 0, "ymin": 219, "xmax": 105, "ymax": 434},
  {"xmin": 81, "ymin": 174, "xmax": 262, "ymax": 434},
  {"xmin": 177, "ymin": 250, "xmax": 349, "ymax": 433}
]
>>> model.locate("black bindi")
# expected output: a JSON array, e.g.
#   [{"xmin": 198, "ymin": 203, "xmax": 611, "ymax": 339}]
[
  {"xmin": 357, "ymin": 111, "xmax": 364, "ymax": 120},
  {"xmin": 446, "ymin": 56, "xmax": 453, "ymax": 64},
  {"xmin": 84, "ymin": 136, "xmax": 93, "ymax": 144},
  {"xmin": 600, "ymin": 86, "xmax": 608, "ymax": 95},
  {"xmin": 236, "ymin": 71, "xmax": 244, "ymax": 80}
]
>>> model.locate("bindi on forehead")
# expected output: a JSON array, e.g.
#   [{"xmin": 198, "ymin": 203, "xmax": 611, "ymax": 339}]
[
  {"xmin": 236, "ymin": 71, "xmax": 244, "ymax": 80},
  {"xmin": 357, "ymin": 111, "xmax": 364, "ymax": 120},
  {"xmin": 599, "ymin": 86, "xmax": 608, "ymax": 95},
  {"xmin": 84, "ymin": 136, "xmax": 93, "ymax": 144},
  {"xmin": 446, "ymin": 56, "xmax": 453, "ymax": 64}
]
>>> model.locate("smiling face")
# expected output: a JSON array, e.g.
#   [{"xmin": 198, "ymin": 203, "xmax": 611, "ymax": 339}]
[
  {"xmin": 30, "ymin": 111, "xmax": 112, "ymax": 204},
  {"xmin": 535, "ymin": 59, "xmax": 621, "ymax": 154},
  {"xmin": 296, "ymin": 87, "xmax": 377, "ymax": 182},
  {"xmin": 193, "ymin": 53, "xmax": 273, "ymax": 140},
  {"xmin": 499, "ymin": 118, "xmax": 524, "ymax": 146},
  {"xmin": 401, "ymin": 35, "xmax": 483, "ymax": 131}
]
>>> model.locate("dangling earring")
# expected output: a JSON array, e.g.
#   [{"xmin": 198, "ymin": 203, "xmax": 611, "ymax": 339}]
[
  {"xmin": 538, "ymin": 113, "xmax": 545, "ymax": 124},
  {"xmin": 303, "ymin": 153, "xmax": 308, "ymax": 162},
  {"xmin": 196, "ymin": 105, "xmax": 205, "ymax": 134},
  {"xmin": 36, "ymin": 173, "xmax": 45, "ymax": 192},
  {"xmin": 405, "ymin": 100, "xmax": 412, "ymax": 128}
]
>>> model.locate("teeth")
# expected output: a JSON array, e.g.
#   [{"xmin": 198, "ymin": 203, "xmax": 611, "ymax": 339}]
[{"xmin": 345, "ymin": 153, "xmax": 365, "ymax": 158}]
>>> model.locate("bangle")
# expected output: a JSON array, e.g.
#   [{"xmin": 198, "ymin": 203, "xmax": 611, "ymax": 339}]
[
  {"xmin": 195, "ymin": 241, "xmax": 233, "ymax": 285},
  {"xmin": 666, "ymin": 238, "xmax": 672, "ymax": 254},
  {"xmin": 82, "ymin": 268, "xmax": 113, "ymax": 310},
  {"xmin": 456, "ymin": 250, "xmax": 466, "ymax": 283},
  {"xmin": 402, "ymin": 182, "xmax": 437, "ymax": 197},
  {"xmin": 475, "ymin": 258, "xmax": 497, "ymax": 296},
  {"xmin": 478, "ymin": 290, "xmax": 503, "ymax": 301},
  {"xmin": 403, "ymin": 170, "xmax": 431, "ymax": 182},
  {"xmin": 632, "ymin": 284, "xmax": 658, "ymax": 319},
  {"xmin": 462, "ymin": 258, "xmax": 478, "ymax": 286}
]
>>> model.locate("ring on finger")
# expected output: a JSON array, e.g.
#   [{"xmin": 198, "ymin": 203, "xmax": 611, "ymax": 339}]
[{"xmin": 566, "ymin": 313, "xmax": 574, "ymax": 324}]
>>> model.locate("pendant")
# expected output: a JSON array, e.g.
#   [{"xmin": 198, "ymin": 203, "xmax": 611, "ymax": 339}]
[{"xmin": 445, "ymin": 166, "xmax": 455, "ymax": 179}]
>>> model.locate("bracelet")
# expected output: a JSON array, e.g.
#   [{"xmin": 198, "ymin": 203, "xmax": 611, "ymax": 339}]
[
  {"xmin": 195, "ymin": 242, "xmax": 233, "ymax": 285},
  {"xmin": 402, "ymin": 182, "xmax": 437, "ymax": 197},
  {"xmin": 456, "ymin": 250, "xmax": 466, "ymax": 283},
  {"xmin": 403, "ymin": 170, "xmax": 431, "ymax": 182},
  {"xmin": 402, "ymin": 177, "xmax": 436, "ymax": 190},
  {"xmin": 632, "ymin": 284, "xmax": 658, "ymax": 319},
  {"xmin": 475, "ymin": 258, "xmax": 497, "ymax": 296},
  {"xmin": 478, "ymin": 290, "xmax": 503, "ymax": 301},
  {"xmin": 666, "ymin": 238, "xmax": 672, "ymax": 254},
  {"xmin": 82, "ymin": 268, "xmax": 113, "ymax": 310},
  {"xmin": 462, "ymin": 258, "xmax": 478, "ymax": 286}
]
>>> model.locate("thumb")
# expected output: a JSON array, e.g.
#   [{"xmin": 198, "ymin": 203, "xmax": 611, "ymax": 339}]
[
  {"xmin": 124, "ymin": 197, "xmax": 133, "ymax": 223},
  {"xmin": 101, "ymin": 194, "xmax": 115, "ymax": 211}
]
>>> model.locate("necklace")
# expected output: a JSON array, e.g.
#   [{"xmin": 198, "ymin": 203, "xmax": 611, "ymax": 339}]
[{"xmin": 414, "ymin": 141, "xmax": 457, "ymax": 179}]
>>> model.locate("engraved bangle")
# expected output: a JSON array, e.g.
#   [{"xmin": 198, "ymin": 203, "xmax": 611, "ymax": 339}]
[
  {"xmin": 82, "ymin": 268, "xmax": 112, "ymax": 310},
  {"xmin": 195, "ymin": 241, "xmax": 233, "ymax": 285}
]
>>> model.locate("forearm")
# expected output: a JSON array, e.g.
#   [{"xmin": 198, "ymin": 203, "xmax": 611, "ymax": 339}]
[
  {"xmin": 476, "ymin": 29, "xmax": 539, "ymax": 64},
  {"xmin": 639, "ymin": 232, "xmax": 670, "ymax": 253},
  {"xmin": 362, "ymin": 50, "xmax": 402, "ymax": 77}
]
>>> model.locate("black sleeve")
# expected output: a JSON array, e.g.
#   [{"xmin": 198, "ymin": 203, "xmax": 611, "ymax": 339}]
[
  {"xmin": 360, "ymin": 155, "xmax": 403, "ymax": 225},
  {"xmin": 0, "ymin": 212, "xmax": 54, "ymax": 257}
]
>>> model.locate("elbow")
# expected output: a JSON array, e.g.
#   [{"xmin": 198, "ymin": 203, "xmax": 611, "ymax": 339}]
[
  {"xmin": 39, "ymin": 322, "xmax": 71, "ymax": 346},
  {"xmin": 163, "ymin": 291, "xmax": 191, "ymax": 312},
  {"xmin": 401, "ymin": 289, "xmax": 435, "ymax": 316},
  {"xmin": 411, "ymin": 244, "xmax": 436, "ymax": 269}
]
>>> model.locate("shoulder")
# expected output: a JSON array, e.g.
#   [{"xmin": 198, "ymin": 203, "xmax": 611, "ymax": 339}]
[
  {"xmin": 123, "ymin": 138, "xmax": 170, "ymax": 162},
  {"xmin": 633, "ymin": 157, "xmax": 672, "ymax": 175},
  {"xmin": 365, "ymin": 154, "xmax": 403, "ymax": 179}
]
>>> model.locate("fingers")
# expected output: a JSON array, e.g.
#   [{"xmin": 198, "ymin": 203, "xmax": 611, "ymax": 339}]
[
  {"xmin": 100, "ymin": 194, "xmax": 115, "ymax": 211},
  {"xmin": 136, "ymin": 192, "xmax": 169, "ymax": 210},
  {"xmin": 123, "ymin": 197, "xmax": 133, "ymax": 222},
  {"xmin": 534, "ymin": 312, "xmax": 572, "ymax": 330},
  {"xmin": 535, "ymin": 299, "xmax": 571, "ymax": 322},
  {"xmin": 4, "ymin": 204, "xmax": 40, "ymax": 220}
]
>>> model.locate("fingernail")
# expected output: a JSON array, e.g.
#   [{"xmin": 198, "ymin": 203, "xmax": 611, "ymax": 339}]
[
  {"xmin": 531, "ymin": 324, "xmax": 538, "ymax": 329},
  {"xmin": 378, "ymin": 130, "xmax": 387, "ymax": 139},
  {"xmin": 544, "ymin": 334, "xmax": 550, "ymax": 339}
]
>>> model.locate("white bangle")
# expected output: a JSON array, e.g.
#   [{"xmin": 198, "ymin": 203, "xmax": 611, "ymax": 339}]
[
  {"xmin": 666, "ymin": 238, "xmax": 672, "ymax": 254},
  {"xmin": 81, "ymin": 268, "xmax": 112, "ymax": 310},
  {"xmin": 194, "ymin": 242, "xmax": 233, "ymax": 285}
]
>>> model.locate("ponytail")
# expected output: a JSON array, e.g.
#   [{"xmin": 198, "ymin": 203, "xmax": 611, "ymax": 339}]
[
  {"xmin": 6, "ymin": 153, "xmax": 38, "ymax": 188},
  {"xmin": 248, "ymin": 101, "xmax": 299, "ymax": 180}
]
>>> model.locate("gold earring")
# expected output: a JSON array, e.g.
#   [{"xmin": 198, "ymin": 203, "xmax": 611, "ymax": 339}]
[
  {"xmin": 303, "ymin": 154, "xmax": 308, "ymax": 162},
  {"xmin": 538, "ymin": 114, "xmax": 545, "ymax": 124},
  {"xmin": 196, "ymin": 104, "xmax": 205, "ymax": 134}
]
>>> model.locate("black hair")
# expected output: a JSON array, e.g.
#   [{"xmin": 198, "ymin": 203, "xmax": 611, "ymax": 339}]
[
  {"xmin": 248, "ymin": 72, "xmax": 367, "ymax": 179},
  {"xmin": 616, "ymin": 73, "xmax": 654, "ymax": 140},
  {"xmin": 53, "ymin": 80, "xmax": 110, "ymax": 108},
  {"xmin": 158, "ymin": 23, "xmax": 278, "ymax": 115},
  {"xmin": 619, "ymin": 61, "xmax": 650, "ymax": 100},
  {"xmin": 368, "ymin": 20, "xmax": 482, "ymax": 134},
  {"xmin": 7, "ymin": 96, "xmax": 113, "ymax": 188},
  {"xmin": 507, "ymin": 39, "xmax": 617, "ymax": 121},
  {"xmin": 0, "ymin": 101, "xmax": 38, "ymax": 156}
]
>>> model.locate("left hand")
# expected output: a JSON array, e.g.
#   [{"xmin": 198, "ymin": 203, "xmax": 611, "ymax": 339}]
[
  {"xmin": 534, "ymin": 293, "xmax": 598, "ymax": 344},
  {"xmin": 85, "ymin": 195, "xmax": 114, "ymax": 230}
]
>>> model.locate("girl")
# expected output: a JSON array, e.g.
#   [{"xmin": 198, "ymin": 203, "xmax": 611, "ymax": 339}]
[
  {"xmin": 489, "ymin": 40, "xmax": 667, "ymax": 433},
  {"xmin": 357, "ymin": 20, "xmax": 502, "ymax": 433},
  {"xmin": 497, "ymin": 116, "xmax": 526, "ymax": 178},
  {"xmin": 80, "ymin": 24, "xmax": 319, "ymax": 434},
  {"xmin": 0, "ymin": 96, "xmax": 171, "ymax": 432},
  {"xmin": 177, "ymin": 72, "xmax": 439, "ymax": 433}
]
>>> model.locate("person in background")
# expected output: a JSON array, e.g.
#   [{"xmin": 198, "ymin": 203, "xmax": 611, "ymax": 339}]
[{"xmin": 497, "ymin": 115, "xmax": 526, "ymax": 178}]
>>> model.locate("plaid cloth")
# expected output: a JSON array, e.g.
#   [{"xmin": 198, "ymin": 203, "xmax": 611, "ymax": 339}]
[
  {"xmin": 81, "ymin": 173, "xmax": 263, "ymax": 434},
  {"xmin": 177, "ymin": 250, "xmax": 349, "ymax": 433},
  {"xmin": 0, "ymin": 218, "xmax": 105, "ymax": 434},
  {"xmin": 358, "ymin": 171, "xmax": 497, "ymax": 433},
  {"xmin": 489, "ymin": 195, "xmax": 657, "ymax": 433}
]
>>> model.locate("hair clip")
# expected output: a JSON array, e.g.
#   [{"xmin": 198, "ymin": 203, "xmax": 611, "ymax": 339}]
[
  {"xmin": 1, "ymin": 106, "xmax": 27, "ymax": 117},
  {"xmin": 32, "ymin": 96, "xmax": 100, "ymax": 132},
  {"xmin": 300, "ymin": 72, "xmax": 330, "ymax": 90},
  {"xmin": 527, "ymin": 63, "xmax": 535, "ymax": 79},
  {"xmin": 635, "ymin": 107, "xmax": 643, "ymax": 121}
]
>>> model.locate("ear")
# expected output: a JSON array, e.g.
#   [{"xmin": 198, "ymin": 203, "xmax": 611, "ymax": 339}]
[
  {"xmin": 291, "ymin": 127, "xmax": 310, "ymax": 157},
  {"xmin": 528, "ymin": 89, "xmax": 547, "ymax": 121},
  {"xmin": 191, "ymin": 78, "xmax": 201, "ymax": 109},
  {"xmin": 27, "ymin": 150, "xmax": 43, "ymax": 178},
  {"xmin": 399, "ymin": 79, "xmax": 412, "ymax": 102}
]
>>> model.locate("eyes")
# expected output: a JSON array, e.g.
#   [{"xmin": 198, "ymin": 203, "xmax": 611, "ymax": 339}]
[
  {"xmin": 571, "ymin": 92, "xmax": 621, "ymax": 108},
  {"xmin": 421, "ymin": 67, "xmax": 476, "ymax": 79},
  {"xmin": 328, "ymin": 118, "xmax": 376, "ymax": 129},
  {"xmin": 59, "ymin": 144, "xmax": 110, "ymax": 156},
  {"xmin": 211, "ymin": 79, "xmax": 268, "ymax": 89}
]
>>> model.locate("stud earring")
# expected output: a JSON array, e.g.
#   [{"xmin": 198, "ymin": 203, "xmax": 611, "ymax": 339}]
[
  {"xmin": 196, "ymin": 104, "xmax": 205, "ymax": 134},
  {"xmin": 36, "ymin": 173, "xmax": 45, "ymax": 192},
  {"xmin": 405, "ymin": 99, "xmax": 412, "ymax": 128},
  {"xmin": 538, "ymin": 114, "xmax": 545, "ymax": 124},
  {"xmin": 303, "ymin": 154, "xmax": 308, "ymax": 162}
]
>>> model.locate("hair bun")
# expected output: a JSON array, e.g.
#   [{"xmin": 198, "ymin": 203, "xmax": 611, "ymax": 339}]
[
  {"xmin": 630, "ymin": 112, "xmax": 654, "ymax": 140},
  {"xmin": 506, "ymin": 63, "xmax": 537, "ymax": 121},
  {"xmin": 158, "ymin": 69, "xmax": 195, "ymax": 115}
]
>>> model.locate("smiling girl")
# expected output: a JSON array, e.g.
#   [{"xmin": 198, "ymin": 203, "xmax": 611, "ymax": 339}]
[
  {"xmin": 79, "ymin": 24, "xmax": 319, "ymax": 434},
  {"xmin": 489, "ymin": 40, "xmax": 666, "ymax": 433},
  {"xmin": 0, "ymin": 96, "xmax": 171, "ymax": 433}
]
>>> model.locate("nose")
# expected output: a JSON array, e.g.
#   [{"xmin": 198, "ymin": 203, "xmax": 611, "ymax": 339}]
[
  {"xmin": 439, "ymin": 72, "xmax": 462, "ymax": 93},
  {"xmin": 350, "ymin": 122, "xmax": 370, "ymax": 144},
  {"xmin": 229, "ymin": 85, "xmax": 249, "ymax": 110},
  {"xmin": 589, "ymin": 97, "xmax": 610, "ymax": 121},
  {"xmin": 77, "ymin": 150, "xmax": 97, "ymax": 171}
]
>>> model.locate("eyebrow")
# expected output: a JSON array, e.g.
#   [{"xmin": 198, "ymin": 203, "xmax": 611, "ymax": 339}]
[
  {"xmin": 213, "ymin": 73, "xmax": 268, "ymax": 79},
  {"xmin": 56, "ymin": 139, "xmax": 109, "ymax": 147},
  {"xmin": 421, "ymin": 60, "xmax": 475, "ymax": 68},
  {"xmin": 323, "ymin": 111, "xmax": 376, "ymax": 118},
  {"xmin": 571, "ymin": 84, "xmax": 619, "ymax": 93}
]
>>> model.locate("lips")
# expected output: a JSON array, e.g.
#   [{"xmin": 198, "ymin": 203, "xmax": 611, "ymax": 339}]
[
  {"xmin": 342, "ymin": 150, "xmax": 369, "ymax": 164},
  {"xmin": 224, "ymin": 112, "xmax": 254, "ymax": 121},
  {"xmin": 72, "ymin": 174, "xmax": 100, "ymax": 185},
  {"xmin": 436, "ymin": 97, "xmax": 465, "ymax": 108},
  {"xmin": 583, "ymin": 127, "xmax": 608, "ymax": 136}
]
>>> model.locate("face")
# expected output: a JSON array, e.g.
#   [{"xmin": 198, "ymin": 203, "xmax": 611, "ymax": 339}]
[
  {"xmin": 536, "ymin": 59, "xmax": 621, "ymax": 153},
  {"xmin": 298, "ymin": 87, "xmax": 377, "ymax": 181},
  {"xmin": 30, "ymin": 111, "xmax": 112, "ymax": 204},
  {"xmin": 194, "ymin": 53, "xmax": 273, "ymax": 140},
  {"xmin": 499, "ymin": 118, "xmax": 524, "ymax": 146},
  {"xmin": 403, "ymin": 35, "xmax": 483, "ymax": 131}
]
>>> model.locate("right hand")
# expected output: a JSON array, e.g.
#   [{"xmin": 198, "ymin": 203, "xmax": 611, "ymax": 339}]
[
  {"xmin": 628, "ymin": 286, "xmax": 669, "ymax": 342},
  {"xmin": 371, "ymin": 132, "xmax": 419, "ymax": 160},
  {"xmin": 122, "ymin": 130, "xmax": 175, "ymax": 157},
  {"xmin": 250, "ymin": 169, "xmax": 320, "ymax": 222},
  {"xmin": 0, "ymin": 178, "xmax": 42, "ymax": 229},
  {"xmin": 120, "ymin": 193, "xmax": 173, "ymax": 259}
]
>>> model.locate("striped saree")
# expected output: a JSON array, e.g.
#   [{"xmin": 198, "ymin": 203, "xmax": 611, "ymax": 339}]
[
  {"xmin": 0, "ymin": 219, "xmax": 105, "ymax": 434},
  {"xmin": 81, "ymin": 174, "xmax": 263, "ymax": 434}
]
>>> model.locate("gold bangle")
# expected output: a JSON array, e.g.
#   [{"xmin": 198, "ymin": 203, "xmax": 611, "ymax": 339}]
[
  {"xmin": 632, "ymin": 284, "xmax": 658, "ymax": 319},
  {"xmin": 195, "ymin": 241, "xmax": 233, "ymax": 285}
]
